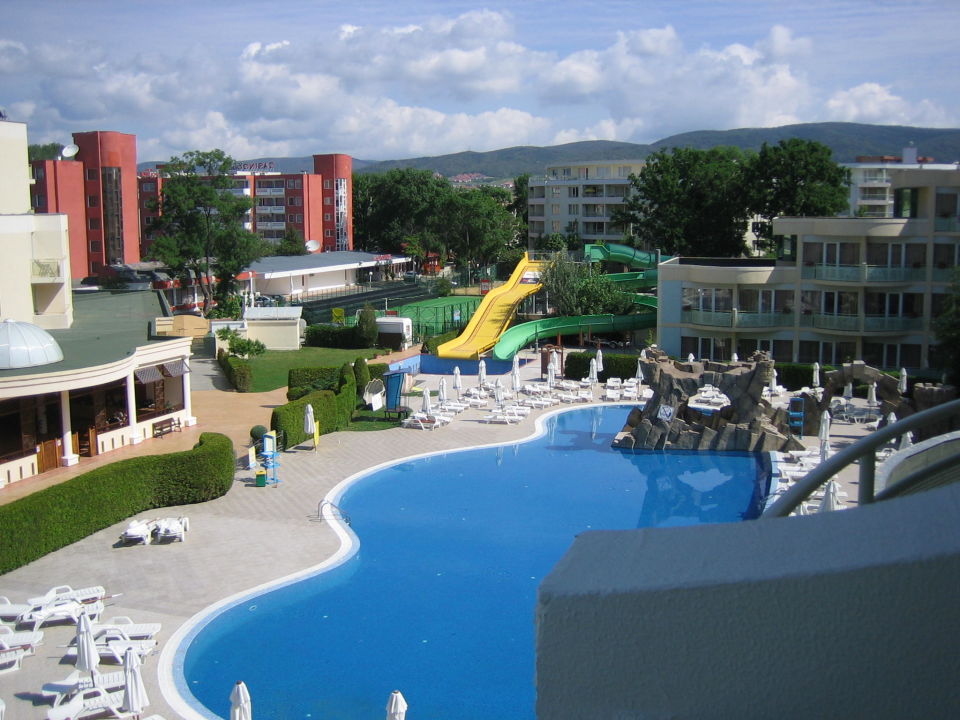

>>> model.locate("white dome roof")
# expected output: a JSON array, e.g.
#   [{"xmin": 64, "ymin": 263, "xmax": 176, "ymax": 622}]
[{"xmin": 0, "ymin": 319, "xmax": 64, "ymax": 369}]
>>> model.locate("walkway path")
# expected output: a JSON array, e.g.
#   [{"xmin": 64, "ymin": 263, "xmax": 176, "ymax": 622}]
[{"xmin": 0, "ymin": 349, "xmax": 873, "ymax": 719}]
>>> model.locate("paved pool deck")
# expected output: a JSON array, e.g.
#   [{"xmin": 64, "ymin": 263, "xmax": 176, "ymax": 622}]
[{"xmin": 0, "ymin": 350, "xmax": 876, "ymax": 719}]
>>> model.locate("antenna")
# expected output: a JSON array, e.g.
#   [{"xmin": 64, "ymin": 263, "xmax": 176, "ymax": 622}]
[
  {"xmin": 60, "ymin": 143, "xmax": 79, "ymax": 160},
  {"xmin": 304, "ymin": 240, "xmax": 320, "ymax": 252}
]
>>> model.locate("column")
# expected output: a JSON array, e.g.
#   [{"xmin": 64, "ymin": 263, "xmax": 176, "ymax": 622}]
[
  {"xmin": 183, "ymin": 356, "xmax": 197, "ymax": 426},
  {"xmin": 126, "ymin": 373, "xmax": 143, "ymax": 444},
  {"xmin": 59, "ymin": 390, "xmax": 79, "ymax": 466}
]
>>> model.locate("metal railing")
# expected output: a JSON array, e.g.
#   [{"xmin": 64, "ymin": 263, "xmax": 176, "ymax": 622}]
[
  {"xmin": 763, "ymin": 398, "xmax": 960, "ymax": 517},
  {"xmin": 317, "ymin": 500, "xmax": 351, "ymax": 525}
]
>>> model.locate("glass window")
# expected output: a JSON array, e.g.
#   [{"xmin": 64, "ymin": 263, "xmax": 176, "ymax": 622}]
[
  {"xmin": 893, "ymin": 188, "xmax": 918, "ymax": 218},
  {"xmin": 86, "ymin": 169, "xmax": 97, "ymax": 181},
  {"xmin": 567, "ymin": 187, "xmax": 579, "ymax": 198},
  {"xmin": 324, "ymin": 197, "xmax": 332, "ymax": 205},
  {"xmin": 88, "ymin": 218, "xmax": 101, "ymax": 230},
  {"xmin": 798, "ymin": 341, "xmax": 819, "ymax": 364},
  {"xmin": 87, "ymin": 195, "xmax": 99, "ymax": 207},
  {"xmin": 680, "ymin": 336, "xmax": 698, "ymax": 359},
  {"xmin": 551, "ymin": 186, "xmax": 561, "ymax": 198},
  {"xmin": 772, "ymin": 339, "xmax": 793, "ymax": 362},
  {"xmin": 551, "ymin": 204, "xmax": 561, "ymax": 215},
  {"xmin": 568, "ymin": 204, "xmax": 579, "ymax": 215},
  {"xmin": 802, "ymin": 242, "xmax": 821, "ymax": 265},
  {"xmin": 905, "ymin": 244, "xmax": 926, "ymax": 268}
]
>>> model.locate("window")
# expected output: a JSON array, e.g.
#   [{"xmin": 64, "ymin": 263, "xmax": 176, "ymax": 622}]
[
  {"xmin": 551, "ymin": 204, "xmax": 561, "ymax": 215},
  {"xmin": 324, "ymin": 229, "xmax": 332, "ymax": 237},
  {"xmin": 323, "ymin": 180, "xmax": 332, "ymax": 189},
  {"xmin": 550, "ymin": 186, "xmax": 561, "ymax": 198},
  {"xmin": 567, "ymin": 187, "xmax": 579, "ymax": 198},
  {"xmin": 893, "ymin": 188, "xmax": 918, "ymax": 218},
  {"xmin": 568, "ymin": 204, "xmax": 579, "ymax": 215},
  {"xmin": 551, "ymin": 221, "xmax": 561, "ymax": 232},
  {"xmin": 141, "ymin": 182, "xmax": 156, "ymax": 192},
  {"xmin": 89, "ymin": 241, "xmax": 101, "ymax": 253},
  {"xmin": 324, "ymin": 213, "xmax": 331, "ymax": 221},
  {"xmin": 87, "ymin": 195, "xmax": 99, "ymax": 207},
  {"xmin": 89, "ymin": 218, "xmax": 101, "ymax": 230},
  {"xmin": 86, "ymin": 169, "xmax": 97, "ymax": 181},
  {"xmin": 33, "ymin": 194, "xmax": 45, "ymax": 207},
  {"xmin": 618, "ymin": 166, "xmax": 632, "ymax": 178},
  {"xmin": 287, "ymin": 196, "xmax": 302, "ymax": 206},
  {"xmin": 33, "ymin": 167, "xmax": 45, "ymax": 180},
  {"xmin": 324, "ymin": 197, "xmax": 332, "ymax": 205}
]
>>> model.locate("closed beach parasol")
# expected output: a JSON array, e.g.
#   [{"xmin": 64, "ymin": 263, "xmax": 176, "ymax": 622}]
[
  {"xmin": 898, "ymin": 368, "xmax": 908, "ymax": 395},
  {"xmin": 122, "ymin": 646, "xmax": 149, "ymax": 714},
  {"xmin": 478, "ymin": 359, "xmax": 487, "ymax": 389},
  {"xmin": 386, "ymin": 689, "xmax": 408, "ymax": 720},
  {"xmin": 75, "ymin": 608, "xmax": 98, "ymax": 677},
  {"xmin": 812, "ymin": 362, "xmax": 820, "ymax": 388},
  {"xmin": 230, "ymin": 681, "xmax": 252, "ymax": 720},
  {"xmin": 819, "ymin": 480, "xmax": 841, "ymax": 513},
  {"xmin": 595, "ymin": 347, "xmax": 604, "ymax": 373},
  {"xmin": 453, "ymin": 366, "xmax": 462, "ymax": 400}
]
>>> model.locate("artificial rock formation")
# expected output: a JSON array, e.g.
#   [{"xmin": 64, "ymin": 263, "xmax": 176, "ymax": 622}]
[{"xmin": 614, "ymin": 350, "xmax": 803, "ymax": 453}]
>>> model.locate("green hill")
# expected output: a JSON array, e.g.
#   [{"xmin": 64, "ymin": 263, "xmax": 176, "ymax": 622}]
[{"xmin": 137, "ymin": 122, "xmax": 960, "ymax": 178}]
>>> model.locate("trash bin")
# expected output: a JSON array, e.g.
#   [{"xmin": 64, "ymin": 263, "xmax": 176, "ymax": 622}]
[{"xmin": 255, "ymin": 469, "xmax": 267, "ymax": 487}]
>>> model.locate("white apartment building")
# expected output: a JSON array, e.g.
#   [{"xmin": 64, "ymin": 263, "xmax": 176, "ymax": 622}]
[
  {"xmin": 843, "ymin": 145, "xmax": 959, "ymax": 218},
  {"xmin": 657, "ymin": 167, "xmax": 960, "ymax": 371},
  {"xmin": 527, "ymin": 159, "xmax": 644, "ymax": 245}
]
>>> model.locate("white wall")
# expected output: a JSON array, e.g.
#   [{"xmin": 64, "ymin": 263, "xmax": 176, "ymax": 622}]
[{"xmin": 536, "ymin": 483, "xmax": 960, "ymax": 719}]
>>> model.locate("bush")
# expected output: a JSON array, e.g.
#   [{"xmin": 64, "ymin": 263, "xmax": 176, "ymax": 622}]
[
  {"xmin": 250, "ymin": 425, "xmax": 268, "ymax": 441},
  {"xmin": 423, "ymin": 329, "xmax": 460, "ymax": 355},
  {"xmin": 304, "ymin": 324, "xmax": 362, "ymax": 348},
  {"xmin": 563, "ymin": 351, "xmax": 637, "ymax": 383},
  {"xmin": 774, "ymin": 363, "xmax": 837, "ymax": 391},
  {"xmin": 271, "ymin": 388, "xmax": 343, "ymax": 445},
  {"xmin": 0, "ymin": 433, "xmax": 234, "ymax": 574},
  {"xmin": 288, "ymin": 367, "xmax": 340, "ymax": 391},
  {"xmin": 357, "ymin": 304, "xmax": 379, "ymax": 347},
  {"xmin": 286, "ymin": 385, "xmax": 309, "ymax": 401},
  {"xmin": 368, "ymin": 363, "xmax": 389, "ymax": 383},
  {"xmin": 435, "ymin": 277, "xmax": 453, "ymax": 296},
  {"xmin": 353, "ymin": 357, "xmax": 371, "ymax": 397},
  {"xmin": 224, "ymin": 355, "xmax": 253, "ymax": 392},
  {"xmin": 336, "ymin": 364, "xmax": 357, "ymax": 428}
]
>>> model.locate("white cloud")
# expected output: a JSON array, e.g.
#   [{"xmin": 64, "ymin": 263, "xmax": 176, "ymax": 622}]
[{"xmin": 826, "ymin": 82, "xmax": 951, "ymax": 126}]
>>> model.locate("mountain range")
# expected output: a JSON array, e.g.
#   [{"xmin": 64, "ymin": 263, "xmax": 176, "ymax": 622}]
[{"xmin": 139, "ymin": 122, "xmax": 960, "ymax": 179}]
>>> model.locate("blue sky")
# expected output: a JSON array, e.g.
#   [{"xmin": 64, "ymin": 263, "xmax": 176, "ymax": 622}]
[{"xmin": 4, "ymin": 0, "xmax": 958, "ymax": 161}]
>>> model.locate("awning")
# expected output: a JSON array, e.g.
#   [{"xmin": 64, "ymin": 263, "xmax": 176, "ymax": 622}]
[
  {"xmin": 162, "ymin": 359, "xmax": 190, "ymax": 377},
  {"xmin": 134, "ymin": 366, "xmax": 164, "ymax": 384}
]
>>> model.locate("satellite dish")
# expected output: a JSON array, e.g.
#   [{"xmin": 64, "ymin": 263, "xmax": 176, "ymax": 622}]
[
  {"xmin": 61, "ymin": 143, "xmax": 79, "ymax": 159},
  {"xmin": 304, "ymin": 240, "xmax": 320, "ymax": 252}
]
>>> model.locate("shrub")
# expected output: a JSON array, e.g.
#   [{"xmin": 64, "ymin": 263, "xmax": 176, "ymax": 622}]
[
  {"xmin": 423, "ymin": 329, "xmax": 459, "ymax": 355},
  {"xmin": 286, "ymin": 385, "xmax": 309, "ymax": 401},
  {"xmin": 0, "ymin": 433, "xmax": 234, "ymax": 574},
  {"xmin": 357, "ymin": 304, "xmax": 379, "ymax": 347},
  {"xmin": 250, "ymin": 425, "xmax": 268, "ymax": 441},
  {"xmin": 564, "ymin": 351, "xmax": 637, "ymax": 383},
  {"xmin": 288, "ymin": 367, "xmax": 340, "ymax": 391},
  {"xmin": 435, "ymin": 277, "xmax": 453, "ymax": 296},
  {"xmin": 353, "ymin": 357, "xmax": 371, "ymax": 397},
  {"xmin": 336, "ymin": 364, "xmax": 357, "ymax": 428},
  {"xmin": 368, "ymin": 363, "xmax": 389, "ymax": 383},
  {"xmin": 774, "ymin": 363, "xmax": 836, "ymax": 391},
  {"xmin": 225, "ymin": 355, "xmax": 253, "ymax": 392}
]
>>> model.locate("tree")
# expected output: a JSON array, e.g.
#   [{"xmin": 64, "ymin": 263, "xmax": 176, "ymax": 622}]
[
  {"xmin": 357, "ymin": 304, "xmax": 379, "ymax": 347},
  {"xmin": 510, "ymin": 173, "xmax": 530, "ymax": 241},
  {"xmin": 359, "ymin": 168, "xmax": 452, "ymax": 254},
  {"xmin": 147, "ymin": 149, "xmax": 266, "ymax": 314},
  {"xmin": 537, "ymin": 233, "xmax": 567, "ymax": 253},
  {"xmin": 215, "ymin": 328, "xmax": 266, "ymax": 359},
  {"xmin": 539, "ymin": 254, "xmax": 633, "ymax": 317},
  {"xmin": 276, "ymin": 226, "xmax": 308, "ymax": 256},
  {"xmin": 933, "ymin": 270, "xmax": 960, "ymax": 383},
  {"xmin": 434, "ymin": 188, "xmax": 517, "ymax": 266},
  {"xmin": 28, "ymin": 143, "xmax": 63, "ymax": 162},
  {"xmin": 745, "ymin": 139, "xmax": 850, "ymax": 249},
  {"xmin": 613, "ymin": 146, "xmax": 750, "ymax": 257}
]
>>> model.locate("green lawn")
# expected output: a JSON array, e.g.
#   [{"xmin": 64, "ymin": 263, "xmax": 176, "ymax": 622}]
[{"xmin": 247, "ymin": 347, "xmax": 381, "ymax": 392}]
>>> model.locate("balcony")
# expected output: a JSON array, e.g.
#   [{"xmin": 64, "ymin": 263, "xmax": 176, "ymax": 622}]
[
  {"xmin": 935, "ymin": 216, "xmax": 959, "ymax": 232},
  {"xmin": 801, "ymin": 264, "xmax": 926, "ymax": 283},
  {"xmin": 229, "ymin": 187, "xmax": 252, "ymax": 196},
  {"xmin": 681, "ymin": 309, "xmax": 732, "ymax": 327},
  {"xmin": 798, "ymin": 313, "xmax": 860, "ymax": 332},
  {"xmin": 255, "ymin": 205, "xmax": 285, "ymax": 214},
  {"xmin": 734, "ymin": 311, "xmax": 788, "ymax": 328},
  {"xmin": 256, "ymin": 221, "xmax": 286, "ymax": 230},
  {"xmin": 31, "ymin": 259, "xmax": 63, "ymax": 281},
  {"xmin": 255, "ymin": 187, "xmax": 285, "ymax": 196},
  {"xmin": 863, "ymin": 315, "xmax": 920, "ymax": 332}
]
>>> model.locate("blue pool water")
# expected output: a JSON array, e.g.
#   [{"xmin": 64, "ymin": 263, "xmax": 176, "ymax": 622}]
[{"xmin": 180, "ymin": 406, "xmax": 765, "ymax": 719}]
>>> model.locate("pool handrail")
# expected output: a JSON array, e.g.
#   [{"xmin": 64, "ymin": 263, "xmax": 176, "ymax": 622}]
[{"xmin": 763, "ymin": 397, "xmax": 960, "ymax": 518}]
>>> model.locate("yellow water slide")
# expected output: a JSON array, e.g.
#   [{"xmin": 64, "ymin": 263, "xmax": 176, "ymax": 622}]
[{"xmin": 437, "ymin": 254, "xmax": 544, "ymax": 359}]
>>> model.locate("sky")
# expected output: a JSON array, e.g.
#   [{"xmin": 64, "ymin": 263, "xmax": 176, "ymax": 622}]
[{"xmin": 4, "ymin": 0, "xmax": 959, "ymax": 162}]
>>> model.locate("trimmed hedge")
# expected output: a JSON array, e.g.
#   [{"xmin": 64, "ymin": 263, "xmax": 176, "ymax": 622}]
[
  {"xmin": 336, "ymin": 363, "xmax": 357, "ymax": 428},
  {"xmin": 368, "ymin": 363, "xmax": 389, "ymax": 383},
  {"xmin": 0, "ymin": 433, "xmax": 235, "ymax": 574},
  {"xmin": 304, "ymin": 324, "xmax": 362, "ymax": 348},
  {"xmin": 218, "ymin": 349, "xmax": 252, "ymax": 392},
  {"xmin": 353, "ymin": 357, "xmax": 371, "ymax": 397},
  {"xmin": 773, "ymin": 363, "xmax": 837, "ymax": 391},
  {"xmin": 564, "ymin": 351, "xmax": 638, "ymax": 383}
]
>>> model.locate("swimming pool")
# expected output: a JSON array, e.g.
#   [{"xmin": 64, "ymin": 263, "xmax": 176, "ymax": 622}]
[{"xmin": 176, "ymin": 405, "xmax": 766, "ymax": 719}]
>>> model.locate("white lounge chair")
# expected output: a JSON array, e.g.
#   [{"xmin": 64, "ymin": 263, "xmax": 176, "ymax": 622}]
[
  {"xmin": 66, "ymin": 628, "xmax": 156, "ymax": 664},
  {"xmin": 481, "ymin": 412, "xmax": 521, "ymax": 424},
  {"xmin": 120, "ymin": 518, "xmax": 157, "ymax": 545},
  {"xmin": 0, "ymin": 646, "xmax": 26, "ymax": 674},
  {"xmin": 556, "ymin": 392, "xmax": 579, "ymax": 403},
  {"xmin": 46, "ymin": 686, "xmax": 132, "ymax": 720},
  {"xmin": 502, "ymin": 404, "xmax": 531, "ymax": 416},
  {"xmin": 0, "ymin": 624, "xmax": 42, "ymax": 653},
  {"xmin": 28, "ymin": 585, "xmax": 106, "ymax": 607},
  {"xmin": 604, "ymin": 388, "xmax": 622, "ymax": 401},
  {"xmin": 153, "ymin": 517, "xmax": 189, "ymax": 543},
  {"xmin": 11, "ymin": 598, "xmax": 104, "ymax": 630},
  {"xmin": 89, "ymin": 616, "xmax": 162, "ymax": 640},
  {"xmin": 41, "ymin": 669, "xmax": 125, "ymax": 707}
]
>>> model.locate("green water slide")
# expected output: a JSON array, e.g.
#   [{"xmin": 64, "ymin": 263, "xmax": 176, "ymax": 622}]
[
  {"xmin": 491, "ymin": 311, "xmax": 657, "ymax": 361},
  {"xmin": 584, "ymin": 242, "xmax": 665, "ymax": 270}
]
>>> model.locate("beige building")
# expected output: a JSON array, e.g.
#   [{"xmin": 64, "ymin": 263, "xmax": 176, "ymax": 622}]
[
  {"xmin": 0, "ymin": 120, "xmax": 195, "ymax": 487},
  {"xmin": 657, "ymin": 167, "xmax": 960, "ymax": 371},
  {"xmin": 527, "ymin": 159, "xmax": 644, "ymax": 246}
]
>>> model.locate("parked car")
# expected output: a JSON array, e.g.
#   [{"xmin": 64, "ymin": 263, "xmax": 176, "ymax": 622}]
[{"xmin": 403, "ymin": 271, "xmax": 418, "ymax": 283}]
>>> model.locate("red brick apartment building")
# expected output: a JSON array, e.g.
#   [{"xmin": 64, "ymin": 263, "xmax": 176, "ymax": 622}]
[{"xmin": 31, "ymin": 130, "xmax": 141, "ymax": 278}]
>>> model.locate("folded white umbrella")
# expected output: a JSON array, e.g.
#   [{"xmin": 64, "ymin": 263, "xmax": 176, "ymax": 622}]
[
  {"xmin": 687, "ymin": 353, "xmax": 695, "ymax": 363},
  {"xmin": 640, "ymin": 348, "xmax": 648, "ymax": 360},
  {"xmin": 122, "ymin": 646, "xmax": 149, "ymax": 714},
  {"xmin": 494, "ymin": 378, "xmax": 504, "ymax": 409},
  {"xmin": 595, "ymin": 348, "xmax": 604, "ymax": 373},
  {"xmin": 635, "ymin": 358, "xmax": 644, "ymax": 382},
  {"xmin": 303, "ymin": 404, "xmax": 315, "ymax": 435},
  {"xmin": 867, "ymin": 381, "xmax": 877, "ymax": 405},
  {"xmin": 230, "ymin": 680, "xmax": 252, "ymax": 720},
  {"xmin": 453, "ymin": 366, "xmax": 462, "ymax": 399},
  {"xmin": 819, "ymin": 480, "xmax": 840, "ymax": 513},
  {"xmin": 438, "ymin": 377, "xmax": 447, "ymax": 406},
  {"xmin": 812, "ymin": 362, "xmax": 820, "ymax": 388},
  {"xmin": 512, "ymin": 353, "xmax": 520, "ymax": 375},
  {"xmin": 512, "ymin": 364, "xmax": 521, "ymax": 394},
  {"xmin": 818, "ymin": 410, "xmax": 831, "ymax": 443},
  {"xmin": 843, "ymin": 382, "xmax": 853, "ymax": 399},
  {"xmin": 478, "ymin": 359, "xmax": 487, "ymax": 389},
  {"xmin": 588, "ymin": 358, "xmax": 598, "ymax": 385},
  {"xmin": 546, "ymin": 364, "xmax": 555, "ymax": 389},
  {"xmin": 898, "ymin": 429, "xmax": 914, "ymax": 451},
  {"xmin": 819, "ymin": 437, "xmax": 831, "ymax": 463},
  {"xmin": 75, "ymin": 609, "xmax": 99, "ymax": 677},
  {"xmin": 898, "ymin": 368, "xmax": 908, "ymax": 395},
  {"xmin": 731, "ymin": 352, "xmax": 739, "ymax": 362},
  {"xmin": 421, "ymin": 387, "xmax": 433, "ymax": 415},
  {"xmin": 386, "ymin": 689, "xmax": 408, "ymax": 720}
]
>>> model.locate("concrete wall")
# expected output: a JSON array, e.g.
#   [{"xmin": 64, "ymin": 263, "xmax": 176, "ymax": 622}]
[{"xmin": 536, "ymin": 483, "xmax": 960, "ymax": 719}]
